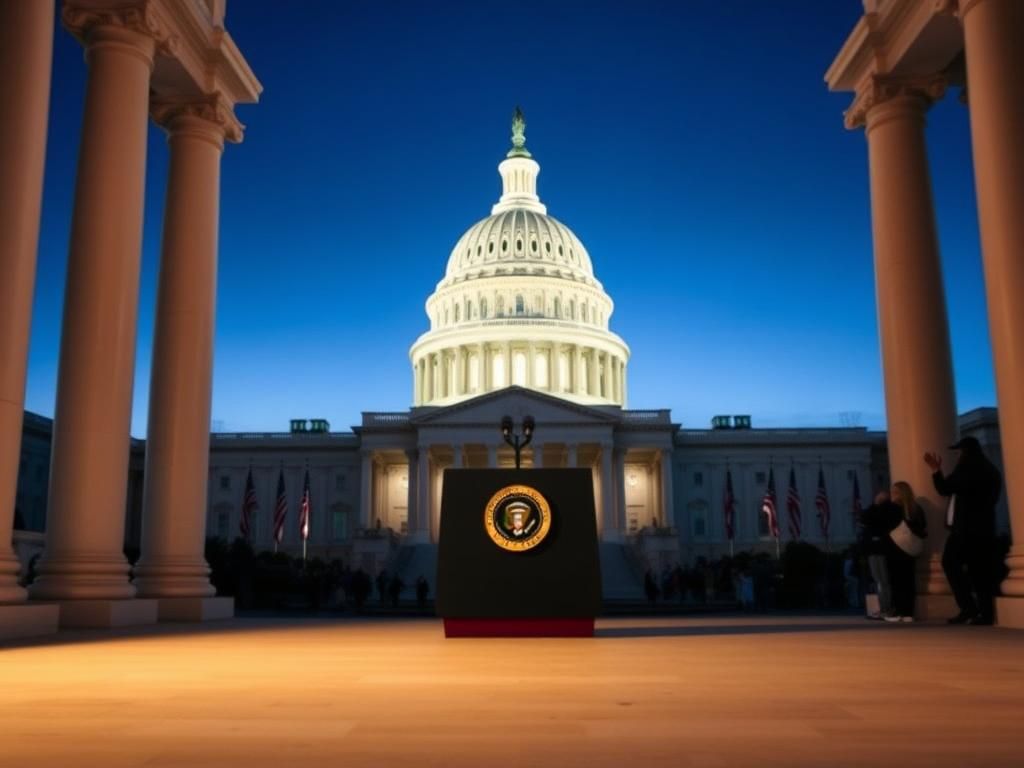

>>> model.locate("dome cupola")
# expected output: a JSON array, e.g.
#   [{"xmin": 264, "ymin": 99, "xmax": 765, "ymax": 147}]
[{"xmin": 410, "ymin": 109, "xmax": 630, "ymax": 408}]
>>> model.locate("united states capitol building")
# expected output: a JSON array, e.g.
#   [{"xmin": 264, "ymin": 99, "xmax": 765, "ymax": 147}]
[{"xmin": 16, "ymin": 114, "xmax": 1006, "ymax": 599}]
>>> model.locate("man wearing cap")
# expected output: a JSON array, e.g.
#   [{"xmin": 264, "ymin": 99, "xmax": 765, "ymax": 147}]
[{"xmin": 925, "ymin": 437, "xmax": 1003, "ymax": 625}]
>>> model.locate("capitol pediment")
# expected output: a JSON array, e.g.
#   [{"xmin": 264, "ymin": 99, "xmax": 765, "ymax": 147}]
[{"xmin": 411, "ymin": 386, "xmax": 620, "ymax": 427}]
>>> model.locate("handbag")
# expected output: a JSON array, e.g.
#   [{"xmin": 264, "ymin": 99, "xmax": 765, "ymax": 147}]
[{"xmin": 890, "ymin": 520, "xmax": 925, "ymax": 557}]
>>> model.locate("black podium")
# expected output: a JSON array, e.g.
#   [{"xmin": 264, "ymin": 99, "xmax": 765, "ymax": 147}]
[{"xmin": 436, "ymin": 468, "xmax": 601, "ymax": 637}]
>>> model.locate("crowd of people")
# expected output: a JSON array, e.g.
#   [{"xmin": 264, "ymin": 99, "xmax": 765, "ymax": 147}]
[
  {"xmin": 860, "ymin": 436, "xmax": 1002, "ymax": 624},
  {"xmin": 642, "ymin": 437, "xmax": 1004, "ymax": 622}
]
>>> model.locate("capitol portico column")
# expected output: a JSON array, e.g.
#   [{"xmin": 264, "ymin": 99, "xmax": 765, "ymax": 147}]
[
  {"xmin": 852, "ymin": 76, "xmax": 958, "ymax": 610},
  {"xmin": 404, "ymin": 448, "xmax": 418, "ymax": 535},
  {"xmin": 600, "ymin": 444, "xmax": 616, "ymax": 540},
  {"xmin": 613, "ymin": 447, "xmax": 627, "ymax": 535},
  {"xmin": 132, "ymin": 99, "xmax": 240, "ymax": 619},
  {"xmin": 661, "ymin": 450, "xmax": 675, "ymax": 529},
  {"xmin": 526, "ymin": 341, "xmax": 535, "ymax": 388},
  {"xmin": 414, "ymin": 447, "xmax": 431, "ymax": 542},
  {"xmin": 358, "ymin": 451, "xmax": 373, "ymax": 532},
  {"xmin": 29, "ymin": 11, "xmax": 163, "ymax": 625},
  {"xmin": 0, "ymin": 0, "xmax": 53, "ymax": 610},
  {"xmin": 959, "ymin": 0, "xmax": 1024, "ymax": 624}
]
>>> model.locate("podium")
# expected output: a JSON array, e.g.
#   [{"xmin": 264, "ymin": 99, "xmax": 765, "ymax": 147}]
[{"xmin": 436, "ymin": 468, "xmax": 601, "ymax": 637}]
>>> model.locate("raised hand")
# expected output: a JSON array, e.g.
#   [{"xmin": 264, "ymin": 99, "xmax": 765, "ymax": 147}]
[{"xmin": 924, "ymin": 452, "xmax": 942, "ymax": 472}]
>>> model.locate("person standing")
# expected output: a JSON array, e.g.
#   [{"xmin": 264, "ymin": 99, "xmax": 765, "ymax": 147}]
[
  {"xmin": 859, "ymin": 491, "xmax": 900, "ymax": 619},
  {"xmin": 926, "ymin": 437, "xmax": 1003, "ymax": 625},
  {"xmin": 885, "ymin": 482, "xmax": 927, "ymax": 622}
]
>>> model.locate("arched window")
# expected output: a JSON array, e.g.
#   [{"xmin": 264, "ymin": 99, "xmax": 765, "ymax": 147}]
[
  {"xmin": 581, "ymin": 304, "xmax": 588, "ymax": 323},
  {"xmin": 569, "ymin": 299, "xmax": 576, "ymax": 320},
  {"xmin": 481, "ymin": 298, "xmax": 488, "ymax": 319},
  {"xmin": 496, "ymin": 296, "xmax": 505, "ymax": 316},
  {"xmin": 553, "ymin": 297, "xmax": 561, "ymax": 318},
  {"xmin": 515, "ymin": 295, "xmax": 524, "ymax": 315},
  {"xmin": 444, "ymin": 308, "xmax": 450, "ymax": 325},
  {"xmin": 454, "ymin": 304, "xmax": 460, "ymax": 322},
  {"xmin": 467, "ymin": 300, "xmax": 474, "ymax": 319}
]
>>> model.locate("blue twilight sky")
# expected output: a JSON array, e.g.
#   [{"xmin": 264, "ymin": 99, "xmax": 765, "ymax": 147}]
[{"xmin": 28, "ymin": 0, "xmax": 994, "ymax": 436}]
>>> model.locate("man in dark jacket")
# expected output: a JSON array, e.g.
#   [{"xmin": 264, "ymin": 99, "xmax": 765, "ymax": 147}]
[{"xmin": 925, "ymin": 436, "xmax": 1002, "ymax": 625}]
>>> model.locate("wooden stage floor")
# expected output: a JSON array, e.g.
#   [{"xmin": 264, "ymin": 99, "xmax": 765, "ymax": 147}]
[{"xmin": 1, "ymin": 615, "xmax": 1022, "ymax": 767}]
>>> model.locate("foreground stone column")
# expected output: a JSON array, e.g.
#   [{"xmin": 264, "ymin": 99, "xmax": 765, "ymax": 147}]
[
  {"xmin": 0, "ymin": 0, "xmax": 60, "ymax": 639},
  {"xmin": 959, "ymin": 0, "xmax": 1024, "ymax": 625},
  {"xmin": 0, "ymin": 0, "xmax": 52, "ymax": 605},
  {"xmin": 132, "ymin": 102, "xmax": 237, "ymax": 622},
  {"xmin": 856, "ymin": 78, "xmax": 959, "ymax": 614},
  {"xmin": 29, "ymin": 11, "xmax": 162, "ymax": 627}
]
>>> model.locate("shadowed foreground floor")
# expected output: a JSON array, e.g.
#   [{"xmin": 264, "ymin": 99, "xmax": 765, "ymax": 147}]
[{"xmin": 1, "ymin": 615, "xmax": 1023, "ymax": 767}]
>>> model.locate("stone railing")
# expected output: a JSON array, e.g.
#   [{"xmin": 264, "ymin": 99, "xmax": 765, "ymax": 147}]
[
  {"xmin": 622, "ymin": 410, "xmax": 671, "ymax": 424},
  {"xmin": 362, "ymin": 413, "xmax": 411, "ymax": 426}
]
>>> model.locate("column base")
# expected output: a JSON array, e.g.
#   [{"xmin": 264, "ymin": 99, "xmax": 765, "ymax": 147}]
[
  {"xmin": 914, "ymin": 592, "xmax": 957, "ymax": 621},
  {"xmin": 995, "ymin": 597, "xmax": 1024, "ymax": 629},
  {"xmin": 0, "ymin": 603, "xmax": 60, "ymax": 642},
  {"xmin": 157, "ymin": 596, "xmax": 233, "ymax": 622},
  {"xmin": 55, "ymin": 598, "xmax": 157, "ymax": 629}
]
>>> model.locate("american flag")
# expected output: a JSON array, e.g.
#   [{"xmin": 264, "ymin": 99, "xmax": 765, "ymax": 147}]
[
  {"xmin": 761, "ymin": 468, "xmax": 779, "ymax": 539},
  {"xmin": 240, "ymin": 468, "xmax": 258, "ymax": 539},
  {"xmin": 298, "ymin": 469, "xmax": 311, "ymax": 542},
  {"xmin": 723, "ymin": 468, "xmax": 736, "ymax": 541},
  {"xmin": 273, "ymin": 469, "xmax": 287, "ymax": 545},
  {"xmin": 786, "ymin": 466, "xmax": 801, "ymax": 540},
  {"xmin": 816, "ymin": 467, "xmax": 832, "ymax": 539}
]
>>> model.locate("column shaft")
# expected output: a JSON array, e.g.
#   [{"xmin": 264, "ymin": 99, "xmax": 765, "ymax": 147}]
[
  {"xmin": 661, "ymin": 450, "xmax": 675, "ymax": 529},
  {"xmin": 30, "ymin": 24, "xmax": 156, "ymax": 601},
  {"xmin": 614, "ymin": 448, "xmax": 627, "ymax": 535},
  {"xmin": 404, "ymin": 449, "xmax": 418, "ymax": 535},
  {"xmin": 134, "ymin": 111, "xmax": 227, "ymax": 599},
  {"xmin": 865, "ymin": 92, "xmax": 958, "ymax": 597},
  {"xmin": 416, "ymin": 448, "xmax": 430, "ymax": 541},
  {"xmin": 359, "ymin": 452, "xmax": 373, "ymax": 531},
  {"xmin": 960, "ymin": 0, "xmax": 1024, "ymax": 602},
  {"xmin": 0, "ymin": 0, "xmax": 53, "ymax": 602},
  {"xmin": 600, "ymin": 445, "xmax": 614, "ymax": 538}
]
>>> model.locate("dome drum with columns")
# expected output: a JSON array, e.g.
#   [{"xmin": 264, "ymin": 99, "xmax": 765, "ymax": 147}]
[{"xmin": 409, "ymin": 109, "xmax": 629, "ymax": 407}]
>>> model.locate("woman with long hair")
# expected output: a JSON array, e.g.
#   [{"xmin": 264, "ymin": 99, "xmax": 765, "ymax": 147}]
[{"xmin": 885, "ymin": 481, "xmax": 928, "ymax": 622}]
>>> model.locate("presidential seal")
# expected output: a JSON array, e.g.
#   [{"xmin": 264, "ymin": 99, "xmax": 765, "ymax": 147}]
[{"xmin": 484, "ymin": 484, "xmax": 552, "ymax": 552}]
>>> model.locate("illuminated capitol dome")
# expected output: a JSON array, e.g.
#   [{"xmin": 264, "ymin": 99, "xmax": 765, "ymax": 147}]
[{"xmin": 409, "ymin": 108, "xmax": 630, "ymax": 407}]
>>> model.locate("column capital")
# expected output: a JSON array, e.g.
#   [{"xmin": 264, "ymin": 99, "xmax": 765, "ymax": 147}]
[
  {"xmin": 62, "ymin": 3, "xmax": 173, "ymax": 61},
  {"xmin": 957, "ymin": 0, "xmax": 988, "ymax": 18},
  {"xmin": 152, "ymin": 94, "xmax": 244, "ymax": 145},
  {"xmin": 846, "ymin": 74, "xmax": 948, "ymax": 130}
]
